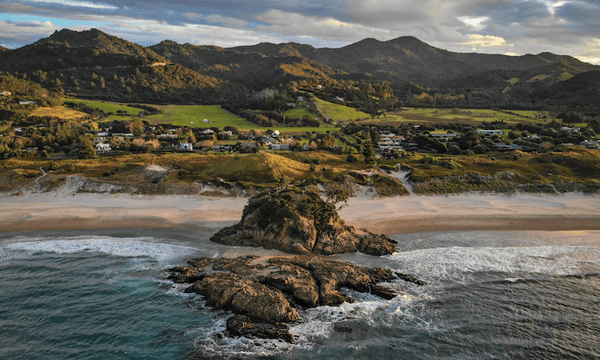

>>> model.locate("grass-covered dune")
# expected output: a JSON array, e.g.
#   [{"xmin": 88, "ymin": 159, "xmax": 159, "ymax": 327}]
[
  {"xmin": 2, "ymin": 148, "xmax": 599, "ymax": 196},
  {"xmin": 388, "ymin": 147, "xmax": 600, "ymax": 195}
]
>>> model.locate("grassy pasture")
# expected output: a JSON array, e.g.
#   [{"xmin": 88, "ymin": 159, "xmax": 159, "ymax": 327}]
[
  {"xmin": 29, "ymin": 106, "xmax": 89, "ymax": 120},
  {"xmin": 64, "ymin": 99, "xmax": 143, "ymax": 118},
  {"xmin": 145, "ymin": 105, "xmax": 248, "ymax": 128},
  {"xmin": 283, "ymin": 108, "xmax": 318, "ymax": 120},
  {"xmin": 315, "ymin": 97, "xmax": 371, "ymax": 121}
]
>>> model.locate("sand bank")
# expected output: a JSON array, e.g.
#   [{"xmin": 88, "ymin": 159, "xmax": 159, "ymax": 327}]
[{"xmin": 1, "ymin": 191, "xmax": 599, "ymax": 235}]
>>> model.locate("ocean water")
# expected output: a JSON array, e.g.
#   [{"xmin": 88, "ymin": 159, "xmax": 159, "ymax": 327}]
[{"xmin": 1, "ymin": 230, "xmax": 599, "ymax": 360}]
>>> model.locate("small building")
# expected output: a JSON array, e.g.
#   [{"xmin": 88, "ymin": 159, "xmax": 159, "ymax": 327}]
[
  {"xmin": 271, "ymin": 130, "xmax": 280, "ymax": 138},
  {"xmin": 270, "ymin": 143, "xmax": 290, "ymax": 151},
  {"xmin": 201, "ymin": 129, "xmax": 214, "ymax": 135},
  {"xmin": 19, "ymin": 100, "xmax": 36, "ymax": 105},
  {"xmin": 96, "ymin": 143, "xmax": 111, "ymax": 152},
  {"xmin": 202, "ymin": 119, "xmax": 210, "ymax": 123},
  {"xmin": 477, "ymin": 130, "xmax": 504, "ymax": 135},
  {"xmin": 180, "ymin": 143, "xmax": 193, "ymax": 151},
  {"xmin": 560, "ymin": 126, "xmax": 579, "ymax": 133},
  {"xmin": 157, "ymin": 134, "xmax": 178, "ymax": 139},
  {"xmin": 223, "ymin": 130, "xmax": 233, "ymax": 137},
  {"xmin": 213, "ymin": 145, "xmax": 233, "ymax": 153}
]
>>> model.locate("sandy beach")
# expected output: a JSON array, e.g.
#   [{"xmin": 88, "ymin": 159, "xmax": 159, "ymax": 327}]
[{"xmin": 1, "ymin": 189, "xmax": 599, "ymax": 236}]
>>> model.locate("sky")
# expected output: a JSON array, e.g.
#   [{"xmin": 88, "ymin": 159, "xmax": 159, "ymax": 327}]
[{"xmin": 0, "ymin": 0, "xmax": 599, "ymax": 65}]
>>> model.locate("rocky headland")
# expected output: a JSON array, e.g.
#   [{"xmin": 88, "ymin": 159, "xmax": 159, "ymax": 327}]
[
  {"xmin": 167, "ymin": 255, "xmax": 422, "ymax": 343},
  {"xmin": 209, "ymin": 187, "xmax": 398, "ymax": 256}
]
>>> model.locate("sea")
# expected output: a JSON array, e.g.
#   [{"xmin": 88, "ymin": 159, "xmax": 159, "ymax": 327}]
[{"xmin": 1, "ymin": 228, "xmax": 599, "ymax": 360}]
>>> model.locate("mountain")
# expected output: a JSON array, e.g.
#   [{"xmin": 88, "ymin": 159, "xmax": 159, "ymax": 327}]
[
  {"xmin": 0, "ymin": 29, "xmax": 238, "ymax": 104},
  {"xmin": 149, "ymin": 41, "xmax": 345, "ymax": 91},
  {"xmin": 530, "ymin": 70, "xmax": 600, "ymax": 108},
  {"xmin": 231, "ymin": 36, "xmax": 597, "ymax": 87},
  {"xmin": 0, "ymin": 28, "xmax": 598, "ymax": 108}
]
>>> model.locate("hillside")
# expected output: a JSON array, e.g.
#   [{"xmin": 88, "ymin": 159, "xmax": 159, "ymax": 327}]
[
  {"xmin": 149, "ymin": 41, "xmax": 344, "ymax": 91},
  {"xmin": 0, "ymin": 29, "xmax": 236, "ymax": 104},
  {"xmin": 0, "ymin": 28, "xmax": 598, "ymax": 109}
]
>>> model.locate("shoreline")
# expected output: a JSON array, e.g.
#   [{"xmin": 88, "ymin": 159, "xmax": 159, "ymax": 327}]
[{"xmin": 1, "ymin": 192, "xmax": 600, "ymax": 236}]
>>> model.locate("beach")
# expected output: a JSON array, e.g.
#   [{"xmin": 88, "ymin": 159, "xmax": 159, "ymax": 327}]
[{"xmin": 1, "ymin": 190, "xmax": 599, "ymax": 236}]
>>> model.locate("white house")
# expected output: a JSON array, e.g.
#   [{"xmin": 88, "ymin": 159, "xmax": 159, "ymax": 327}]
[
  {"xmin": 180, "ymin": 143, "xmax": 193, "ymax": 151},
  {"xmin": 560, "ymin": 126, "xmax": 579, "ymax": 133},
  {"xmin": 201, "ymin": 129, "xmax": 214, "ymax": 135},
  {"xmin": 96, "ymin": 143, "xmax": 111, "ymax": 152},
  {"xmin": 271, "ymin": 130, "xmax": 280, "ymax": 138},
  {"xmin": 202, "ymin": 119, "xmax": 210, "ymax": 123}
]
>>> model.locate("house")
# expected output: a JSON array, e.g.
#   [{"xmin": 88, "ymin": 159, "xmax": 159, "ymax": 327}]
[
  {"xmin": 302, "ymin": 144, "xmax": 312, "ymax": 151},
  {"xmin": 157, "ymin": 134, "xmax": 178, "ymax": 139},
  {"xmin": 213, "ymin": 145, "xmax": 233, "ymax": 152},
  {"xmin": 429, "ymin": 133, "xmax": 458, "ymax": 140},
  {"xmin": 377, "ymin": 141, "xmax": 404, "ymax": 151},
  {"xmin": 494, "ymin": 143, "xmax": 523, "ymax": 151},
  {"xmin": 202, "ymin": 119, "xmax": 210, "ymax": 123},
  {"xmin": 223, "ymin": 130, "xmax": 233, "ymax": 137},
  {"xmin": 477, "ymin": 130, "xmax": 504, "ymax": 135},
  {"xmin": 380, "ymin": 132, "xmax": 396, "ymax": 139},
  {"xmin": 96, "ymin": 143, "xmax": 111, "ymax": 152},
  {"xmin": 180, "ymin": 143, "xmax": 193, "ymax": 151},
  {"xmin": 270, "ymin": 143, "xmax": 290, "ymax": 151},
  {"xmin": 271, "ymin": 130, "xmax": 280, "ymax": 138},
  {"xmin": 560, "ymin": 126, "xmax": 579, "ymax": 133},
  {"xmin": 201, "ymin": 129, "xmax": 214, "ymax": 135},
  {"xmin": 19, "ymin": 100, "xmax": 36, "ymax": 105},
  {"xmin": 263, "ymin": 137, "xmax": 278, "ymax": 145},
  {"xmin": 581, "ymin": 140, "xmax": 599, "ymax": 149}
]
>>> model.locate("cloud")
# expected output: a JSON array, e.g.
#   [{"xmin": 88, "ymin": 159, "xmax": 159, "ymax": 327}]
[
  {"xmin": 0, "ymin": 19, "xmax": 60, "ymax": 48},
  {"xmin": 254, "ymin": 9, "xmax": 389, "ymax": 42},
  {"xmin": 460, "ymin": 34, "xmax": 513, "ymax": 51}
]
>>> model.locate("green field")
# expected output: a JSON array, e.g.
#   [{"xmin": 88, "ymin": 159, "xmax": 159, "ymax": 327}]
[
  {"xmin": 283, "ymin": 108, "xmax": 319, "ymax": 119},
  {"xmin": 315, "ymin": 97, "xmax": 371, "ymax": 121},
  {"xmin": 360, "ymin": 108, "xmax": 556, "ymax": 126},
  {"xmin": 145, "ymin": 105, "xmax": 250, "ymax": 128},
  {"xmin": 64, "ymin": 99, "xmax": 143, "ymax": 118}
]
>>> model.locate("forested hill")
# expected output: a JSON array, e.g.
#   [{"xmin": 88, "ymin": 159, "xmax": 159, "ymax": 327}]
[{"xmin": 0, "ymin": 28, "xmax": 599, "ymax": 109}]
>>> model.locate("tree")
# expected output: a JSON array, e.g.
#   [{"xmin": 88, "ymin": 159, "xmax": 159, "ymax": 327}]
[
  {"xmin": 77, "ymin": 136, "xmax": 97, "ymax": 159},
  {"xmin": 363, "ymin": 139, "xmax": 375, "ymax": 163}
]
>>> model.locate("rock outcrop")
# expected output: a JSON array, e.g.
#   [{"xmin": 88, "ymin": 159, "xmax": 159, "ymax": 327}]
[
  {"xmin": 167, "ymin": 255, "xmax": 419, "ymax": 343},
  {"xmin": 209, "ymin": 188, "xmax": 397, "ymax": 256}
]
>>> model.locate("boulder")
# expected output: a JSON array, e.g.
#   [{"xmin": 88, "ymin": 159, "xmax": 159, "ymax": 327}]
[{"xmin": 210, "ymin": 188, "xmax": 397, "ymax": 256}]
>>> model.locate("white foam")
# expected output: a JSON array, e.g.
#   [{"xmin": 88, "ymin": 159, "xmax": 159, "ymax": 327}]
[
  {"xmin": 2, "ymin": 236, "xmax": 209, "ymax": 263},
  {"xmin": 386, "ymin": 246, "xmax": 600, "ymax": 283}
]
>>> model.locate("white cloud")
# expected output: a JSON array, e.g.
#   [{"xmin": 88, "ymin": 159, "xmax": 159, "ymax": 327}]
[
  {"xmin": 31, "ymin": 0, "xmax": 118, "ymax": 10},
  {"xmin": 460, "ymin": 34, "xmax": 514, "ymax": 51},
  {"xmin": 457, "ymin": 16, "xmax": 489, "ymax": 28},
  {"xmin": 254, "ymin": 9, "xmax": 389, "ymax": 42}
]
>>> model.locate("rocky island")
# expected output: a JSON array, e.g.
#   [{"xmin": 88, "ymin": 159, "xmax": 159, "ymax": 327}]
[
  {"xmin": 209, "ymin": 187, "xmax": 398, "ymax": 256},
  {"xmin": 166, "ymin": 187, "xmax": 421, "ymax": 343},
  {"xmin": 167, "ymin": 255, "xmax": 422, "ymax": 343}
]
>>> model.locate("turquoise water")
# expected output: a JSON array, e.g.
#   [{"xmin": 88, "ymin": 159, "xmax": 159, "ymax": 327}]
[{"xmin": 1, "ymin": 231, "xmax": 600, "ymax": 359}]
